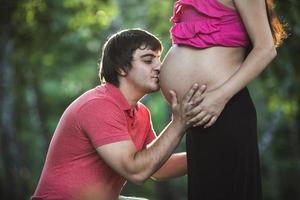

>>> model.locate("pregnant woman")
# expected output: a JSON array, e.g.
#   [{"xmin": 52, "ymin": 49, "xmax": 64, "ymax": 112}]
[{"xmin": 159, "ymin": 0, "xmax": 286, "ymax": 199}]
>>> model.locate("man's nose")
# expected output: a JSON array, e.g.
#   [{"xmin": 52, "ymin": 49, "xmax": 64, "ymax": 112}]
[{"xmin": 154, "ymin": 60, "xmax": 161, "ymax": 71}]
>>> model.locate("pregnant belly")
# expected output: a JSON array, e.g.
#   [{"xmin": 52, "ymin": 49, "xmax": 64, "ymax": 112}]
[{"xmin": 159, "ymin": 45, "xmax": 246, "ymax": 103}]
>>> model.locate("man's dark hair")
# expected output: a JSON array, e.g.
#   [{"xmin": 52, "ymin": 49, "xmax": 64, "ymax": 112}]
[{"xmin": 99, "ymin": 28, "xmax": 163, "ymax": 86}]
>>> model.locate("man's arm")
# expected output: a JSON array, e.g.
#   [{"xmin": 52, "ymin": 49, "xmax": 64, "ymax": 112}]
[
  {"xmin": 96, "ymin": 121, "xmax": 185, "ymax": 185},
  {"xmin": 96, "ymin": 84, "xmax": 205, "ymax": 185}
]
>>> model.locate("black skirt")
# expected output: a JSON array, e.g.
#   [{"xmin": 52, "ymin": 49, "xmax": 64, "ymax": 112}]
[{"xmin": 186, "ymin": 88, "xmax": 262, "ymax": 200}]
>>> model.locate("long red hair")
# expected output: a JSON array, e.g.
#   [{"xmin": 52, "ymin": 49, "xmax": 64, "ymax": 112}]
[{"xmin": 266, "ymin": 0, "xmax": 288, "ymax": 47}]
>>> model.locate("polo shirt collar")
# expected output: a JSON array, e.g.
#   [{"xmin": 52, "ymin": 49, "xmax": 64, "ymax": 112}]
[{"xmin": 105, "ymin": 83, "xmax": 133, "ymax": 111}]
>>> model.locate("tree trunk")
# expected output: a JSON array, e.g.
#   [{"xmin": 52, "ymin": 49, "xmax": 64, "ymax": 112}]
[{"xmin": 0, "ymin": 28, "xmax": 25, "ymax": 200}]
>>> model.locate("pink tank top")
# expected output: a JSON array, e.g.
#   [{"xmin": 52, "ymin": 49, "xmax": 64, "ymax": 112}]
[{"xmin": 170, "ymin": 0, "xmax": 249, "ymax": 48}]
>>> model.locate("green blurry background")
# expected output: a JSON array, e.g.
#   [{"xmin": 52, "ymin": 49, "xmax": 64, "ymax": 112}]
[{"xmin": 0, "ymin": 0, "xmax": 299, "ymax": 199}]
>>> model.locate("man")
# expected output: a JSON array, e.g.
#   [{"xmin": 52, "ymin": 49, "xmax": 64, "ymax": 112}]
[{"xmin": 32, "ymin": 29, "xmax": 206, "ymax": 200}]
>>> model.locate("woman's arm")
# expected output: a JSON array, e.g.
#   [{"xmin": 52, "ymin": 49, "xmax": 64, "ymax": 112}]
[
  {"xmin": 151, "ymin": 152, "xmax": 187, "ymax": 181},
  {"xmin": 220, "ymin": 0, "xmax": 277, "ymax": 100},
  {"xmin": 188, "ymin": 0, "xmax": 277, "ymax": 128}
]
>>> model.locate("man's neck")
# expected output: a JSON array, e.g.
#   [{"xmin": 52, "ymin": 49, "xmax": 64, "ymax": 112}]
[{"xmin": 118, "ymin": 84, "xmax": 145, "ymax": 108}]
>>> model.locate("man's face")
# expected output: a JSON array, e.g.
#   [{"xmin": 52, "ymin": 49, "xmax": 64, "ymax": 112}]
[{"xmin": 125, "ymin": 47, "xmax": 161, "ymax": 94}]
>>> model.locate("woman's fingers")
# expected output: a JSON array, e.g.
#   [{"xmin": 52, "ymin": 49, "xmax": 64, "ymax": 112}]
[
  {"xmin": 188, "ymin": 113, "xmax": 219, "ymax": 128},
  {"xmin": 204, "ymin": 116, "xmax": 218, "ymax": 128},
  {"xmin": 192, "ymin": 114, "xmax": 212, "ymax": 127},
  {"xmin": 185, "ymin": 105, "xmax": 203, "ymax": 118},
  {"xmin": 187, "ymin": 111, "xmax": 207, "ymax": 125}
]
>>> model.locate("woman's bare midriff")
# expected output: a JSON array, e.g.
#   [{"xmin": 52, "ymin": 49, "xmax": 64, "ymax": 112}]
[{"xmin": 159, "ymin": 45, "xmax": 246, "ymax": 103}]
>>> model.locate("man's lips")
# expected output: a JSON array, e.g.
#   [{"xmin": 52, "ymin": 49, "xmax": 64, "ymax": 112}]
[{"xmin": 152, "ymin": 76, "xmax": 159, "ymax": 82}]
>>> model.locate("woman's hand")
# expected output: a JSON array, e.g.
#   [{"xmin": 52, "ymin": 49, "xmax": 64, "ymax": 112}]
[
  {"xmin": 186, "ymin": 88, "xmax": 229, "ymax": 128},
  {"xmin": 170, "ymin": 83, "xmax": 207, "ymax": 131}
]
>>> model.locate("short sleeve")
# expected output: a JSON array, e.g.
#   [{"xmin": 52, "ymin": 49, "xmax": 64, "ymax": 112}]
[{"xmin": 78, "ymin": 99, "xmax": 131, "ymax": 148}]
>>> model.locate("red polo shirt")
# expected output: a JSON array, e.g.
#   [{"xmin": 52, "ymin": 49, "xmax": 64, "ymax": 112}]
[{"xmin": 32, "ymin": 83, "xmax": 156, "ymax": 200}]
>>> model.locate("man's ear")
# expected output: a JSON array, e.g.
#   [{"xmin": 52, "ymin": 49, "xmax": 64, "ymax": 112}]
[{"xmin": 117, "ymin": 68, "xmax": 127, "ymax": 77}]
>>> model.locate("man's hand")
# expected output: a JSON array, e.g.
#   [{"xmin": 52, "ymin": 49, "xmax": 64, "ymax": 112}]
[{"xmin": 169, "ymin": 83, "xmax": 207, "ymax": 131}]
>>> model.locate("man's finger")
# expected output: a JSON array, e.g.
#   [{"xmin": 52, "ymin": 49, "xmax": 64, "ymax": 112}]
[
  {"xmin": 183, "ymin": 83, "xmax": 199, "ymax": 103},
  {"xmin": 190, "ymin": 84, "xmax": 206, "ymax": 105},
  {"xmin": 191, "ymin": 93, "xmax": 205, "ymax": 106},
  {"xmin": 169, "ymin": 90, "xmax": 178, "ymax": 109},
  {"xmin": 199, "ymin": 84, "xmax": 207, "ymax": 94}
]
